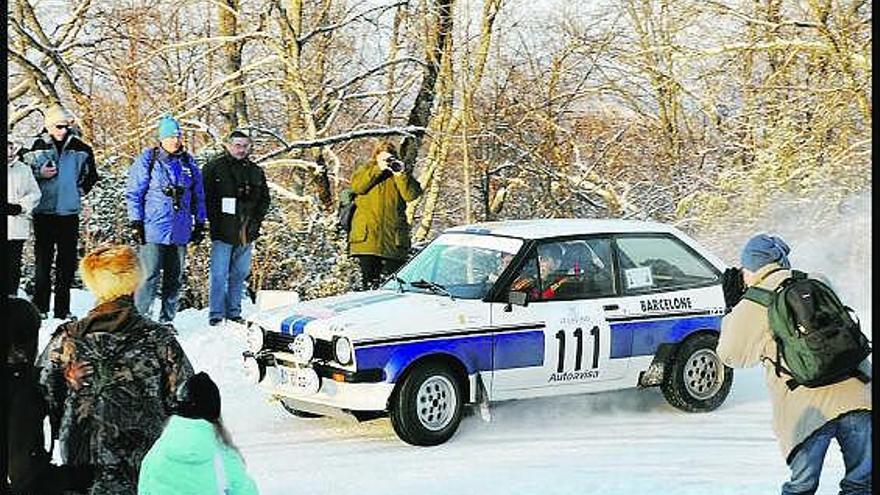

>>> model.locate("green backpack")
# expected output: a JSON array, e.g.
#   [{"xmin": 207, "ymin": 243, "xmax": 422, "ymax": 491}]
[{"xmin": 744, "ymin": 270, "xmax": 871, "ymax": 390}]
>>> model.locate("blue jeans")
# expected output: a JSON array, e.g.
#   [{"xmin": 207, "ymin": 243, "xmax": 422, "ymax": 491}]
[
  {"xmin": 209, "ymin": 240, "xmax": 253, "ymax": 320},
  {"xmin": 135, "ymin": 243, "xmax": 186, "ymax": 323},
  {"xmin": 782, "ymin": 410, "xmax": 872, "ymax": 495}
]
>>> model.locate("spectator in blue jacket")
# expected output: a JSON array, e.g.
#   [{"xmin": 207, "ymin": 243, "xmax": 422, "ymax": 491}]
[
  {"xmin": 125, "ymin": 114, "xmax": 207, "ymax": 323},
  {"xmin": 17, "ymin": 105, "xmax": 99, "ymax": 319}
]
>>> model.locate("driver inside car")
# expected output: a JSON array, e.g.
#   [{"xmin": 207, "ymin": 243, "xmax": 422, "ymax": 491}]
[{"xmin": 511, "ymin": 243, "xmax": 568, "ymax": 300}]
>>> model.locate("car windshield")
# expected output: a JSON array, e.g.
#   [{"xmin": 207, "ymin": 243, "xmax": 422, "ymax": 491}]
[{"xmin": 385, "ymin": 233, "xmax": 523, "ymax": 299}]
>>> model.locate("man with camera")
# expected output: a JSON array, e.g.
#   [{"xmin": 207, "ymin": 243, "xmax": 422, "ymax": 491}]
[
  {"xmin": 348, "ymin": 140, "xmax": 422, "ymax": 290},
  {"xmin": 125, "ymin": 114, "xmax": 206, "ymax": 324},
  {"xmin": 201, "ymin": 130, "xmax": 270, "ymax": 326},
  {"xmin": 17, "ymin": 105, "xmax": 99, "ymax": 319},
  {"xmin": 717, "ymin": 234, "xmax": 871, "ymax": 495}
]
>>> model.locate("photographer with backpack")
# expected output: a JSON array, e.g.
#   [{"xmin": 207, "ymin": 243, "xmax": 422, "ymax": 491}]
[{"xmin": 717, "ymin": 234, "xmax": 872, "ymax": 495}]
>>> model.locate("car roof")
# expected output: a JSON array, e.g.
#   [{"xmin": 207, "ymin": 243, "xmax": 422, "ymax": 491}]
[{"xmin": 445, "ymin": 218, "xmax": 682, "ymax": 240}]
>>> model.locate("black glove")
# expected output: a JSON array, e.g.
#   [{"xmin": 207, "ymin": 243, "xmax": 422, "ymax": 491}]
[
  {"xmin": 190, "ymin": 223, "xmax": 205, "ymax": 244},
  {"xmin": 5, "ymin": 203, "xmax": 23, "ymax": 215},
  {"xmin": 722, "ymin": 267, "xmax": 746, "ymax": 310},
  {"xmin": 130, "ymin": 221, "xmax": 145, "ymax": 245}
]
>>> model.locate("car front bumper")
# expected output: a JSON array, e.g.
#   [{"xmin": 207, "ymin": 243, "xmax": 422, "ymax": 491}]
[{"xmin": 258, "ymin": 358, "xmax": 395, "ymax": 411}]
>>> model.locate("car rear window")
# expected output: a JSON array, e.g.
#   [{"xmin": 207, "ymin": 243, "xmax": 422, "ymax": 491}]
[{"xmin": 615, "ymin": 236, "xmax": 718, "ymax": 293}]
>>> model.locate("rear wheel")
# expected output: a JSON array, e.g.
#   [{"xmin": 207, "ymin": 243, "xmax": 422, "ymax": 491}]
[
  {"xmin": 389, "ymin": 362, "xmax": 463, "ymax": 446},
  {"xmin": 661, "ymin": 333, "xmax": 733, "ymax": 412},
  {"xmin": 279, "ymin": 398, "xmax": 323, "ymax": 418}
]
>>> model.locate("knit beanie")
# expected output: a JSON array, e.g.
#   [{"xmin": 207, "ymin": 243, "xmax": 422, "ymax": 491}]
[
  {"xmin": 740, "ymin": 234, "xmax": 791, "ymax": 272},
  {"xmin": 176, "ymin": 372, "xmax": 221, "ymax": 421},
  {"xmin": 44, "ymin": 105, "xmax": 75, "ymax": 128},
  {"xmin": 157, "ymin": 114, "xmax": 182, "ymax": 139},
  {"xmin": 79, "ymin": 245, "xmax": 143, "ymax": 303}
]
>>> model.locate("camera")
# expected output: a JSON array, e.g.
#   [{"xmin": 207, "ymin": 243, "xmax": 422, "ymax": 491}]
[
  {"xmin": 163, "ymin": 185, "xmax": 186, "ymax": 211},
  {"xmin": 388, "ymin": 158, "xmax": 405, "ymax": 173}
]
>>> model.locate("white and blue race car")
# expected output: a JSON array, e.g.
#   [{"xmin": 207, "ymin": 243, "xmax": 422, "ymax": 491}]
[{"xmin": 241, "ymin": 219, "xmax": 733, "ymax": 445}]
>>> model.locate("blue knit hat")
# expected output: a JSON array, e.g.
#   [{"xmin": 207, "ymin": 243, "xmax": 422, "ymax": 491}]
[
  {"xmin": 740, "ymin": 234, "xmax": 791, "ymax": 272},
  {"xmin": 157, "ymin": 114, "xmax": 181, "ymax": 139}
]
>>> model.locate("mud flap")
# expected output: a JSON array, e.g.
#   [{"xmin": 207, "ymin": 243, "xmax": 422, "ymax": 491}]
[
  {"xmin": 638, "ymin": 344, "xmax": 675, "ymax": 387},
  {"xmin": 475, "ymin": 373, "xmax": 491, "ymax": 422}
]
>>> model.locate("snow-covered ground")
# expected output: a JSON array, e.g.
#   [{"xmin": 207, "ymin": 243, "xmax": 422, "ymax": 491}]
[{"xmin": 34, "ymin": 289, "xmax": 858, "ymax": 495}]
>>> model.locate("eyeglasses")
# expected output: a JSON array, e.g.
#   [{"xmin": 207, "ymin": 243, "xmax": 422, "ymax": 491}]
[{"xmin": 54, "ymin": 124, "xmax": 70, "ymax": 130}]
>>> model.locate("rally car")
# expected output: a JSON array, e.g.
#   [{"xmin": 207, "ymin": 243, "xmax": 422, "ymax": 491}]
[{"xmin": 241, "ymin": 219, "xmax": 733, "ymax": 446}]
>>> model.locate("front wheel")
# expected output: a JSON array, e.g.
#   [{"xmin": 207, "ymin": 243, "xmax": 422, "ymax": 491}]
[
  {"xmin": 389, "ymin": 362, "xmax": 463, "ymax": 446},
  {"xmin": 661, "ymin": 333, "xmax": 733, "ymax": 412}
]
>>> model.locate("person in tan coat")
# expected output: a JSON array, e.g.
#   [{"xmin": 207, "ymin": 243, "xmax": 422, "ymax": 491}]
[{"xmin": 717, "ymin": 234, "xmax": 872, "ymax": 495}]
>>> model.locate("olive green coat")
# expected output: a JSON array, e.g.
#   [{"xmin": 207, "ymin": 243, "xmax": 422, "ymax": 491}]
[{"xmin": 348, "ymin": 161, "xmax": 422, "ymax": 260}]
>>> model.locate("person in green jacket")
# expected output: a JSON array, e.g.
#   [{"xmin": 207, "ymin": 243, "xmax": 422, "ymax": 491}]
[
  {"xmin": 138, "ymin": 372, "xmax": 258, "ymax": 495},
  {"xmin": 348, "ymin": 140, "xmax": 422, "ymax": 289}
]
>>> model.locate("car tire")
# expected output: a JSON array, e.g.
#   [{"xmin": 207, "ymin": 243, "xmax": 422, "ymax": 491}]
[
  {"xmin": 661, "ymin": 333, "xmax": 733, "ymax": 412},
  {"xmin": 389, "ymin": 362, "xmax": 463, "ymax": 446},
  {"xmin": 279, "ymin": 398, "xmax": 323, "ymax": 418}
]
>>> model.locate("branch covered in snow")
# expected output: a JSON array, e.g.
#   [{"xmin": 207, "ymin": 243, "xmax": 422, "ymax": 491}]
[{"xmin": 255, "ymin": 126, "xmax": 427, "ymax": 162}]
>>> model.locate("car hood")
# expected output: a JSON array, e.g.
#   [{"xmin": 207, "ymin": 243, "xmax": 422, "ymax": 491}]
[{"xmin": 251, "ymin": 289, "xmax": 488, "ymax": 343}]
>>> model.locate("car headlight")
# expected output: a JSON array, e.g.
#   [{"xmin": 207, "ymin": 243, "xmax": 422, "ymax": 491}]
[
  {"xmin": 245, "ymin": 324, "xmax": 264, "ymax": 353},
  {"xmin": 289, "ymin": 334, "xmax": 315, "ymax": 364},
  {"xmin": 333, "ymin": 336, "xmax": 353, "ymax": 365}
]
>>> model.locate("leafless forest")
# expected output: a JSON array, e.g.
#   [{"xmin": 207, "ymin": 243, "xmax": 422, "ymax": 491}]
[{"xmin": 8, "ymin": 0, "xmax": 872, "ymax": 306}]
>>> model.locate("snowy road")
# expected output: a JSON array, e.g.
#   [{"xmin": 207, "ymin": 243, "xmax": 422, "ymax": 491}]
[{"xmin": 44, "ymin": 291, "xmax": 849, "ymax": 495}]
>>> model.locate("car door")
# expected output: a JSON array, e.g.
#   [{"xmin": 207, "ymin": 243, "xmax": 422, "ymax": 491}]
[
  {"xmin": 609, "ymin": 234, "xmax": 725, "ymax": 360},
  {"xmin": 489, "ymin": 237, "xmax": 630, "ymax": 400}
]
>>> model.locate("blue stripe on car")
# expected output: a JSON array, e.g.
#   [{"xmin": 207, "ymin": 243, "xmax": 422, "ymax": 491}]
[
  {"xmin": 352, "ymin": 314, "xmax": 720, "ymax": 383},
  {"xmin": 609, "ymin": 315, "xmax": 721, "ymax": 358},
  {"xmin": 278, "ymin": 292, "xmax": 405, "ymax": 335},
  {"xmin": 280, "ymin": 315, "xmax": 315, "ymax": 335},
  {"xmin": 356, "ymin": 329, "xmax": 545, "ymax": 383}
]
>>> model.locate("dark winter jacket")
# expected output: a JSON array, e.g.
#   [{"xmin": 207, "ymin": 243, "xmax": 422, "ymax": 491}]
[
  {"xmin": 125, "ymin": 147, "xmax": 207, "ymax": 245},
  {"xmin": 348, "ymin": 161, "xmax": 422, "ymax": 260},
  {"xmin": 5, "ymin": 366, "xmax": 94, "ymax": 494},
  {"xmin": 5, "ymin": 297, "xmax": 93, "ymax": 494},
  {"xmin": 38, "ymin": 295, "xmax": 194, "ymax": 495},
  {"xmin": 18, "ymin": 130, "xmax": 99, "ymax": 215},
  {"xmin": 202, "ymin": 149, "xmax": 270, "ymax": 245}
]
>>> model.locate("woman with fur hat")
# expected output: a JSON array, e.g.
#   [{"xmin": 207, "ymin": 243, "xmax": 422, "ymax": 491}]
[
  {"xmin": 138, "ymin": 372, "xmax": 259, "ymax": 494},
  {"xmin": 38, "ymin": 244, "xmax": 194, "ymax": 495}
]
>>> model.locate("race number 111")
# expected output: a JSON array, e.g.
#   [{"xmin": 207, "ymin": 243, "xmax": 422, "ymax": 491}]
[{"xmin": 555, "ymin": 326, "xmax": 599, "ymax": 373}]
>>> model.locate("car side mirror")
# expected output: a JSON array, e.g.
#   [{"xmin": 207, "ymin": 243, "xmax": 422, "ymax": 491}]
[{"xmin": 507, "ymin": 290, "xmax": 528, "ymax": 308}]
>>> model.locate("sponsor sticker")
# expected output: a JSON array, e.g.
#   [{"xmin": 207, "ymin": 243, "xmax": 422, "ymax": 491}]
[{"xmin": 625, "ymin": 266, "xmax": 653, "ymax": 289}]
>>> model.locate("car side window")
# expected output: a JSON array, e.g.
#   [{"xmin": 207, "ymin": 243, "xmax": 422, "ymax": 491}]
[
  {"xmin": 615, "ymin": 236, "xmax": 718, "ymax": 293},
  {"xmin": 509, "ymin": 238, "xmax": 615, "ymax": 301},
  {"xmin": 510, "ymin": 254, "xmax": 541, "ymax": 302},
  {"xmin": 555, "ymin": 238, "xmax": 615, "ymax": 299}
]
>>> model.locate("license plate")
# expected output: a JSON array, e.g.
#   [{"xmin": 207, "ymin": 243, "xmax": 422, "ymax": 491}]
[{"xmin": 279, "ymin": 366, "xmax": 320, "ymax": 395}]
